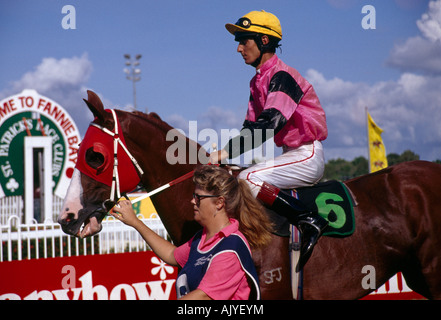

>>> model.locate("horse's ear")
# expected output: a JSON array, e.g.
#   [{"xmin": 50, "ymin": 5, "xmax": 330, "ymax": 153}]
[{"xmin": 83, "ymin": 90, "xmax": 106, "ymax": 121}]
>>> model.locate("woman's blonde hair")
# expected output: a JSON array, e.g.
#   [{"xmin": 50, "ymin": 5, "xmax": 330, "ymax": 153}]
[{"xmin": 193, "ymin": 165, "xmax": 273, "ymax": 248}]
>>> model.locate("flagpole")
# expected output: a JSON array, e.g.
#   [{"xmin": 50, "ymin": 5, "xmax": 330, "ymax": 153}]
[{"xmin": 366, "ymin": 107, "xmax": 371, "ymax": 173}]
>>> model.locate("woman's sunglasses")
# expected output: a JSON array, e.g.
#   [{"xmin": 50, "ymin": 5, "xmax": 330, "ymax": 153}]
[{"xmin": 192, "ymin": 193, "xmax": 219, "ymax": 207}]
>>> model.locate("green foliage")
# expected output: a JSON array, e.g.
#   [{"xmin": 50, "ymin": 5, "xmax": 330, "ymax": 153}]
[{"xmin": 323, "ymin": 150, "xmax": 436, "ymax": 181}]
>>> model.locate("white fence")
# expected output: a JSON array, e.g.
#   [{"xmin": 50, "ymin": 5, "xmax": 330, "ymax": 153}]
[
  {"xmin": 0, "ymin": 214, "xmax": 169, "ymax": 262},
  {"xmin": 1, "ymin": 196, "xmax": 24, "ymax": 225},
  {"xmin": 0, "ymin": 195, "xmax": 64, "ymax": 225}
]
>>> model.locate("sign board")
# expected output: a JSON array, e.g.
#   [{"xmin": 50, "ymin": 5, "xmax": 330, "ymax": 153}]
[
  {"xmin": 0, "ymin": 251, "xmax": 178, "ymax": 300},
  {"xmin": 0, "ymin": 89, "xmax": 81, "ymax": 199}
]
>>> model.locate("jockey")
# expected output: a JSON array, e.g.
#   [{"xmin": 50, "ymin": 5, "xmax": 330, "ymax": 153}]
[{"xmin": 210, "ymin": 10, "xmax": 329, "ymax": 271}]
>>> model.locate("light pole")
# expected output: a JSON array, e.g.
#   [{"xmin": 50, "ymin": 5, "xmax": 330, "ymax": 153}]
[{"xmin": 123, "ymin": 54, "xmax": 142, "ymax": 110}]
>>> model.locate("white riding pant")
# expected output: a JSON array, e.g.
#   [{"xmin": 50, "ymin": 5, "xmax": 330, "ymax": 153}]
[{"xmin": 238, "ymin": 141, "xmax": 325, "ymax": 198}]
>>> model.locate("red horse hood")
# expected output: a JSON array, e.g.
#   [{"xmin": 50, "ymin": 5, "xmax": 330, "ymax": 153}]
[{"xmin": 75, "ymin": 111, "xmax": 140, "ymax": 193}]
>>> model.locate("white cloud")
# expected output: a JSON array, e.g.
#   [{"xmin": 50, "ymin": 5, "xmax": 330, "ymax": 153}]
[
  {"xmin": 387, "ymin": 36, "xmax": 441, "ymax": 75},
  {"xmin": 166, "ymin": 113, "xmax": 190, "ymax": 132},
  {"xmin": 6, "ymin": 54, "xmax": 92, "ymax": 94},
  {"xmin": 307, "ymin": 69, "xmax": 441, "ymax": 161},
  {"xmin": 309, "ymin": 1, "xmax": 441, "ymax": 161},
  {"xmin": 387, "ymin": 0, "xmax": 441, "ymax": 75},
  {"xmin": 198, "ymin": 106, "xmax": 244, "ymax": 131},
  {"xmin": 0, "ymin": 54, "xmax": 94, "ymax": 135},
  {"xmin": 417, "ymin": 0, "xmax": 441, "ymax": 42}
]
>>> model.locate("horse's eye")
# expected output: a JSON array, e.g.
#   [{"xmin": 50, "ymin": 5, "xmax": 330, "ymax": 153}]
[{"xmin": 85, "ymin": 147, "xmax": 105, "ymax": 169}]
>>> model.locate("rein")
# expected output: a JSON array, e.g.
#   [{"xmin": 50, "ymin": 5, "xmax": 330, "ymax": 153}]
[
  {"xmin": 129, "ymin": 145, "xmax": 221, "ymax": 204},
  {"xmin": 130, "ymin": 170, "xmax": 195, "ymax": 204}
]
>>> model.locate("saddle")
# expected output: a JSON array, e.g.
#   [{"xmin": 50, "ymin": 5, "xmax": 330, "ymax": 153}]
[
  {"xmin": 269, "ymin": 180, "xmax": 356, "ymax": 238},
  {"xmin": 226, "ymin": 165, "xmax": 356, "ymax": 238}
]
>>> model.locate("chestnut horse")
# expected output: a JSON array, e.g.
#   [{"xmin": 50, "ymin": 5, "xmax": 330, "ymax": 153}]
[{"xmin": 59, "ymin": 91, "xmax": 441, "ymax": 299}]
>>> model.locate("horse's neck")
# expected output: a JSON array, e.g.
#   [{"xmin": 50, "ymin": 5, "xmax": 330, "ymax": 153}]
[
  {"xmin": 123, "ymin": 113, "xmax": 203, "ymax": 244},
  {"xmin": 124, "ymin": 114, "xmax": 200, "ymax": 185}
]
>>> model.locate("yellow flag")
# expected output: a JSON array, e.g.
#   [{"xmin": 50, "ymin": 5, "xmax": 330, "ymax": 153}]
[{"xmin": 367, "ymin": 111, "xmax": 388, "ymax": 172}]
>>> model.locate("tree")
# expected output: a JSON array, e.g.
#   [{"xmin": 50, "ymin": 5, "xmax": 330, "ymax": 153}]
[
  {"xmin": 323, "ymin": 150, "xmax": 433, "ymax": 182},
  {"xmin": 322, "ymin": 157, "xmax": 368, "ymax": 181},
  {"xmin": 387, "ymin": 150, "xmax": 419, "ymax": 166},
  {"xmin": 322, "ymin": 158, "xmax": 353, "ymax": 181},
  {"xmin": 351, "ymin": 156, "xmax": 368, "ymax": 177}
]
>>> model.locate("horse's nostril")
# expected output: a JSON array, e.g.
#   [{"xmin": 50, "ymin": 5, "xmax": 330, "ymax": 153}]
[{"xmin": 64, "ymin": 213, "xmax": 76, "ymax": 223}]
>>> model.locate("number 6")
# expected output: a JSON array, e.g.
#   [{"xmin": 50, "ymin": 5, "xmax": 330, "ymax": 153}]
[{"xmin": 315, "ymin": 192, "xmax": 346, "ymax": 229}]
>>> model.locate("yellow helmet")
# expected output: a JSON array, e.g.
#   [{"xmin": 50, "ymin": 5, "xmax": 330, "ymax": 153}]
[{"xmin": 225, "ymin": 10, "xmax": 282, "ymax": 40}]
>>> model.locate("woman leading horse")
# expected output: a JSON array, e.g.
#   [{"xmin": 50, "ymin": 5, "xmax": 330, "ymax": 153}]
[{"xmin": 109, "ymin": 165, "xmax": 273, "ymax": 300}]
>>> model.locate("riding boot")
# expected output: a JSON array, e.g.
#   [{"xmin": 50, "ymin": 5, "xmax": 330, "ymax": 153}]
[{"xmin": 257, "ymin": 181, "xmax": 328, "ymax": 272}]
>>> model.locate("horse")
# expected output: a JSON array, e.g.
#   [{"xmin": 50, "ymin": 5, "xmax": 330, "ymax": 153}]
[{"xmin": 58, "ymin": 90, "xmax": 441, "ymax": 299}]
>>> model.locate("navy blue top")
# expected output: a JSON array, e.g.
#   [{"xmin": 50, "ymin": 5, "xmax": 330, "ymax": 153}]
[{"xmin": 175, "ymin": 230, "xmax": 260, "ymax": 300}]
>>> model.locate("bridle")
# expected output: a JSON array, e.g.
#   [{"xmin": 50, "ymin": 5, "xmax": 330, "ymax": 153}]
[{"xmin": 88, "ymin": 110, "xmax": 144, "ymax": 211}]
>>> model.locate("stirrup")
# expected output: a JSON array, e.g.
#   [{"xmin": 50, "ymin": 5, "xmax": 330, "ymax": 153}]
[
  {"xmin": 295, "ymin": 218, "xmax": 328, "ymax": 272},
  {"xmin": 296, "ymin": 233, "xmax": 318, "ymax": 272}
]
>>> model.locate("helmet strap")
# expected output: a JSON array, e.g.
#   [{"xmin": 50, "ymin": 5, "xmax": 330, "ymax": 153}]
[
  {"xmin": 235, "ymin": 32, "xmax": 278, "ymax": 68},
  {"xmin": 251, "ymin": 34, "xmax": 264, "ymax": 67},
  {"xmin": 251, "ymin": 53, "xmax": 263, "ymax": 68}
]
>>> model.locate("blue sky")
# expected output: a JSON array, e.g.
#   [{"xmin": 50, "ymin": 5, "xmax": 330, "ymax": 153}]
[{"xmin": 1, "ymin": 0, "xmax": 440, "ymax": 162}]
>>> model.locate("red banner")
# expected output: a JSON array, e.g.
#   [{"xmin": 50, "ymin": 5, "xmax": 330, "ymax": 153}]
[
  {"xmin": 0, "ymin": 252, "xmax": 425, "ymax": 300},
  {"xmin": 362, "ymin": 272, "xmax": 424, "ymax": 300},
  {"xmin": 0, "ymin": 251, "xmax": 178, "ymax": 300}
]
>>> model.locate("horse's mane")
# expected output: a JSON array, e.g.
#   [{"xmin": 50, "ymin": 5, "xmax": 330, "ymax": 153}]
[
  {"xmin": 129, "ymin": 110, "xmax": 206, "ymax": 157},
  {"xmin": 131, "ymin": 110, "xmax": 174, "ymax": 133}
]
